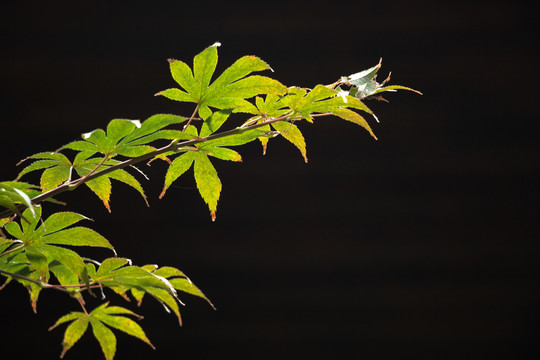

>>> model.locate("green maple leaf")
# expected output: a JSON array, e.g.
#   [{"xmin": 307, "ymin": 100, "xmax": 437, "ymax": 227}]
[
  {"xmin": 49, "ymin": 303, "xmax": 153, "ymax": 360},
  {"xmin": 2, "ymin": 207, "xmax": 114, "ymax": 277},
  {"xmin": 156, "ymin": 42, "xmax": 288, "ymax": 120},
  {"xmin": 129, "ymin": 265, "xmax": 215, "ymax": 326},
  {"xmin": 62, "ymin": 114, "xmax": 189, "ymax": 158},
  {"xmin": 87, "ymin": 259, "xmax": 193, "ymax": 326},
  {"xmin": 0, "ymin": 181, "xmax": 36, "ymax": 221},
  {"xmin": 72, "ymin": 153, "xmax": 148, "ymax": 212},
  {"xmin": 1, "ymin": 206, "xmax": 114, "ymax": 310},
  {"xmin": 159, "ymin": 125, "xmax": 233, "ymax": 221}
]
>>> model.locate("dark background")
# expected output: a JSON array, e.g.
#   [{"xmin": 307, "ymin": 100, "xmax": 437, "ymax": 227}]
[{"xmin": 1, "ymin": 1, "xmax": 538, "ymax": 359}]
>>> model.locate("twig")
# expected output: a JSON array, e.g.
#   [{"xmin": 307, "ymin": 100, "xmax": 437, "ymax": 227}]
[
  {"xmin": 0, "ymin": 112, "xmax": 332, "ymax": 218},
  {"xmin": 0, "ymin": 269, "xmax": 72, "ymax": 293},
  {"xmin": 71, "ymin": 156, "xmax": 108, "ymax": 188},
  {"xmin": 0, "ymin": 243, "xmax": 24, "ymax": 259},
  {"xmin": 0, "ymin": 268, "xmax": 102, "ymax": 294},
  {"xmin": 182, "ymin": 104, "xmax": 200, "ymax": 132}
]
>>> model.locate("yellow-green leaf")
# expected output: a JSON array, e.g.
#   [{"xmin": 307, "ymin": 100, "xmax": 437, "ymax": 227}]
[
  {"xmin": 330, "ymin": 108, "xmax": 377, "ymax": 140},
  {"xmin": 160, "ymin": 151, "xmax": 196, "ymax": 198},
  {"xmin": 34, "ymin": 243, "xmax": 87, "ymax": 275},
  {"xmin": 200, "ymin": 109, "xmax": 233, "ymax": 137},
  {"xmin": 42, "ymin": 227, "xmax": 114, "ymax": 250},
  {"xmin": 203, "ymin": 146, "xmax": 242, "ymax": 162},
  {"xmin": 96, "ymin": 258, "xmax": 130, "ymax": 276},
  {"xmin": 193, "ymin": 152, "xmax": 221, "ymax": 221},
  {"xmin": 60, "ymin": 317, "xmax": 89, "ymax": 359},
  {"xmin": 271, "ymin": 121, "xmax": 308, "ymax": 163},
  {"xmin": 82, "ymin": 174, "xmax": 112, "ymax": 212},
  {"xmin": 156, "ymin": 88, "xmax": 194, "ymax": 102},
  {"xmin": 49, "ymin": 311, "xmax": 85, "ymax": 331},
  {"xmin": 25, "ymin": 245, "xmax": 49, "ymax": 281},
  {"xmin": 40, "ymin": 212, "xmax": 89, "ymax": 235},
  {"xmin": 168, "ymin": 59, "xmax": 194, "ymax": 94},
  {"xmin": 96, "ymin": 314, "xmax": 155, "ymax": 349},
  {"xmin": 169, "ymin": 277, "xmax": 215, "ymax": 310},
  {"xmin": 106, "ymin": 169, "xmax": 148, "ymax": 207},
  {"xmin": 90, "ymin": 318, "xmax": 117, "ymax": 360},
  {"xmin": 157, "ymin": 43, "xmax": 286, "ymax": 120}
]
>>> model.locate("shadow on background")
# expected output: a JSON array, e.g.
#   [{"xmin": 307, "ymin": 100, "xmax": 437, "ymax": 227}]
[{"xmin": 0, "ymin": 1, "xmax": 538, "ymax": 359}]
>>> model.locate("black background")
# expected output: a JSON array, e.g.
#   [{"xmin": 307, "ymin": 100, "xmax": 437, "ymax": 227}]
[{"xmin": 1, "ymin": 1, "xmax": 538, "ymax": 359}]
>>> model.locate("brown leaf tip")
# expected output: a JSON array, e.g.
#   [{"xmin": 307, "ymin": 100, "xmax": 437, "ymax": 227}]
[{"xmin": 159, "ymin": 189, "xmax": 167, "ymax": 199}]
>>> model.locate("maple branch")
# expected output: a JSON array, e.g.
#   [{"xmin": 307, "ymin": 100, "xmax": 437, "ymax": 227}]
[
  {"xmin": 71, "ymin": 155, "xmax": 108, "ymax": 187},
  {"xmin": 0, "ymin": 243, "xmax": 24, "ymax": 258},
  {"xmin": 0, "ymin": 268, "xmax": 103, "ymax": 295},
  {"xmin": 0, "ymin": 112, "xmax": 332, "ymax": 219},
  {"xmin": 0, "ymin": 269, "xmax": 73, "ymax": 293},
  {"xmin": 182, "ymin": 104, "xmax": 200, "ymax": 131}
]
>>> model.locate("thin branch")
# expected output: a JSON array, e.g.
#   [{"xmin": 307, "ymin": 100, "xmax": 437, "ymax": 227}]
[
  {"xmin": 182, "ymin": 104, "xmax": 200, "ymax": 131},
  {"xmin": 71, "ymin": 155, "xmax": 108, "ymax": 187},
  {"xmin": 0, "ymin": 112, "xmax": 333, "ymax": 218},
  {"xmin": 0, "ymin": 269, "xmax": 72, "ymax": 293},
  {"xmin": 0, "ymin": 268, "xmax": 102, "ymax": 294},
  {"xmin": 0, "ymin": 243, "xmax": 24, "ymax": 258},
  {"xmin": 76, "ymin": 296, "xmax": 88, "ymax": 315}
]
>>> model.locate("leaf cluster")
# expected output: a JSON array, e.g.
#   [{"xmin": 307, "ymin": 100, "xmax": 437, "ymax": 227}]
[{"xmin": 0, "ymin": 43, "xmax": 419, "ymax": 359}]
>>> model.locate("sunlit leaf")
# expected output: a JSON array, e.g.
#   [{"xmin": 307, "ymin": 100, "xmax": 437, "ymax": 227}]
[
  {"xmin": 271, "ymin": 121, "xmax": 308, "ymax": 162},
  {"xmin": 42, "ymin": 227, "xmax": 114, "ymax": 250},
  {"xmin": 169, "ymin": 277, "xmax": 215, "ymax": 309},
  {"xmin": 203, "ymin": 128, "xmax": 272, "ymax": 148},
  {"xmin": 152, "ymin": 266, "xmax": 187, "ymax": 278},
  {"xmin": 96, "ymin": 266, "xmax": 173, "ymax": 292},
  {"xmin": 372, "ymin": 84, "xmax": 422, "ymax": 96},
  {"xmin": 106, "ymin": 119, "xmax": 139, "ymax": 146},
  {"xmin": 49, "ymin": 261, "xmax": 81, "ymax": 293},
  {"xmin": 73, "ymin": 157, "xmax": 148, "ymax": 211},
  {"xmin": 25, "ymin": 245, "xmax": 49, "ymax": 280},
  {"xmin": 131, "ymin": 287, "xmax": 145, "ymax": 306},
  {"xmin": 96, "ymin": 258, "xmax": 130, "ymax": 276},
  {"xmin": 157, "ymin": 43, "xmax": 287, "ymax": 122},
  {"xmin": 60, "ymin": 317, "xmax": 89, "ymax": 358},
  {"xmin": 49, "ymin": 311, "xmax": 85, "ymax": 330},
  {"xmin": 34, "ymin": 243, "xmax": 87, "ymax": 275},
  {"xmin": 160, "ymin": 151, "xmax": 196, "ymax": 198},
  {"xmin": 74, "ymin": 164, "xmax": 112, "ymax": 211},
  {"xmin": 193, "ymin": 152, "xmax": 221, "ymax": 221},
  {"xmin": 9, "ymin": 209, "xmax": 114, "ymax": 280},
  {"xmin": 200, "ymin": 109, "xmax": 233, "ymax": 137},
  {"xmin": 106, "ymin": 169, "xmax": 148, "ymax": 207},
  {"xmin": 19, "ymin": 270, "xmax": 44, "ymax": 313},
  {"xmin": 21, "ymin": 205, "xmax": 41, "ymax": 236},
  {"xmin": 90, "ymin": 318, "xmax": 116, "ymax": 360},
  {"xmin": 137, "ymin": 286, "xmax": 183, "ymax": 326},
  {"xmin": 0, "ymin": 182, "xmax": 36, "ymax": 220},
  {"xmin": 16, "ymin": 152, "xmax": 71, "ymax": 180},
  {"xmin": 3, "ymin": 219, "xmax": 24, "ymax": 240},
  {"xmin": 95, "ymin": 313, "xmax": 155, "ymax": 349},
  {"xmin": 330, "ymin": 108, "xmax": 377, "ymax": 140},
  {"xmin": 40, "ymin": 212, "xmax": 89, "ymax": 235},
  {"xmin": 201, "ymin": 146, "xmax": 242, "ymax": 162},
  {"xmin": 61, "ymin": 115, "xmax": 187, "ymax": 162}
]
